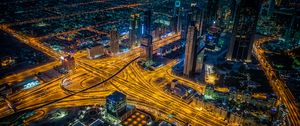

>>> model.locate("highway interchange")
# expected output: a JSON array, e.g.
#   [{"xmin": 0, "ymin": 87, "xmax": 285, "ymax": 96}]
[
  {"xmin": 0, "ymin": 25, "xmax": 229, "ymax": 125},
  {"xmin": 0, "ymin": 1, "xmax": 299, "ymax": 125}
]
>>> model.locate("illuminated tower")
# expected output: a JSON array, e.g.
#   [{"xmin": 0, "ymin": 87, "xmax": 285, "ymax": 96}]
[
  {"xmin": 182, "ymin": 9, "xmax": 194, "ymax": 39},
  {"xmin": 182, "ymin": 2, "xmax": 205, "ymax": 39},
  {"xmin": 141, "ymin": 35, "xmax": 153, "ymax": 61},
  {"xmin": 173, "ymin": 0, "xmax": 181, "ymax": 33},
  {"xmin": 183, "ymin": 22, "xmax": 198, "ymax": 77},
  {"xmin": 129, "ymin": 14, "xmax": 140, "ymax": 48},
  {"xmin": 195, "ymin": 47, "xmax": 205, "ymax": 73},
  {"xmin": 110, "ymin": 27, "xmax": 119, "ymax": 54},
  {"xmin": 190, "ymin": 2, "xmax": 206, "ymax": 38},
  {"xmin": 226, "ymin": 0, "xmax": 261, "ymax": 62},
  {"xmin": 141, "ymin": 9, "xmax": 153, "ymax": 62}
]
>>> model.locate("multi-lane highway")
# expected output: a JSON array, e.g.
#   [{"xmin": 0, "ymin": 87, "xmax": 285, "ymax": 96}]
[
  {"xmin": 0, "ymin": 1, "xmax": 227, "ymax": 125},
  {"xmin": 253, "ymin": 37, "xmax": 300, "ymax": 125},
  {"xmin": 2, "ymin": 17, "xmax": 299, "ymax": 125},
  {"xmin": 0, "ymin": 29, "xmax": 231, "ymax": 126}
]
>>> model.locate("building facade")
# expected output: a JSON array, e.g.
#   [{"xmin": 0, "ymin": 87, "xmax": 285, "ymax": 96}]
[
  {"xmin": 109, "ymin": 28, "xmax": 119, "ymax": 54},
  {"xmin": 106, "ymin": 91, "xmax": 127, "ymax": 118},
  {"xmin": 87, "ymin": 45, "xmax": 105, "ymax": 59},
  {"xmin": 173, "ymin": 0, "xmax": 182, "ymax": 33},
  {"xmin": 183, "ymin": 22, "xmax": 198, "ymax": 77},
  {"xmin": 141, "ymin": 35, "xmax": 153, "ymax": 61},
  {"xmin": 226, "ymin": 0, "xmax": 261, "ymax": 62},
  {"xmin": 129, "ymin": 14, "xmax": 141, "ymax": 48}
]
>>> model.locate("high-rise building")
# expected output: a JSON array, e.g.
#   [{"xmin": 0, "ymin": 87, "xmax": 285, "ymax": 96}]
[
  {"xmin": 182, "ymin": 9, "xmax": 194, "ymax": 39},
  {"xmin": 206, "ymin": 0, "xmax": 219, "ymax": 25},
  {"xmin": 260, "ymin": 0, "xmax": 275, "ymax": 16},
  {"xmin": 173, "ymin": 0, "xmax": 181, "ymax": 33},
  {"xmin": 144, "ymin": 9, "xmax": 152, "ymax": 35},
  {"xmin": 217, "ymin": 0, "xmax": 236, "ymax": 28},
  {"xmin": 194, "ymin": 2, "xmax": 206, "ymax": 37},
  {"xmin": 195, "ymin": 47, "xmax": 205, "ymax": 73},
  {"xmin": 129, "ymin": 14, "xmax": 141, "ymax": 48},
  {"xmin": 141, "ymin": 35, "xmax": 153, "ymax": 61},
  {"xmin": 192, "ymin": 2, "xmax": 207, "ymax": 39},
  {"xmin": 109, "ymin": 27, "xmax": 119, "ymax": 54},
  {"xmin": 141, "ymin": 9, "xmax": 153, "ymax": 62},
  {"xmin": 182, "ymin": 2, "xmax": 205, "ymax": 39},
  {"xmin": 226, "ymin": 0, "xmax": 261, "ymax": 62},
  {"xmin": 106, "ymin": 91, "xmax": 127, "ymax": 118},
  {"xmin": 183, "ymin": 22, "xmax": 198, "ymax": 77}
]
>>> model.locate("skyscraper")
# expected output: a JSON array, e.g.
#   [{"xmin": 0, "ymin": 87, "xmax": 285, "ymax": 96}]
[
  {"xmin": 106, "ymin": 91, "xmax": 127, "ymax": 118},
  {"xmin": 182, "ymin": 2, "xmax": 204, "ymax": 39},
  {"xmin": 141, "ymin": 9, "xmax": 153, "ymax": 62},
  {"xmin": 181, "ymin": 9, "xmax": 194, "ymax": 39},
  {"xmin": 195, "ymin": 47, "xmax": 205, "ymax": 73},
  {"xmin": 206, "ymin": 0, "xmax": 219, "ymax": 24},
  {"xmin": 183, "ymin": 22, "xmax": 198, "ymax": 77},
  {"xmin": 141, "ymin": 35, "xmax": 153, "ymax": 61},
  {"xmin": 226, "ymin": 0, "xmax": 261, "ymax": 62},
  {"xmin": 217, "ymin": 0, "xmax": 236, "ymax": 27},
  {"xmin": 109, "ymin": 27, "xmax": 119, "ymax": 54},
  {"xmin": 173, "ymin": 0, "xmax": 181, "ymax": 33},
  {"xmin": 129, "ymin": 14, "xmax": 140, "ymax": 48},
  {"xmin": 191, "ymin": 2, "xmax": 207, "ymax": 39},
  {"xmin": 144, "ymin": 9, "xmax": 152, "ymax": 35}
]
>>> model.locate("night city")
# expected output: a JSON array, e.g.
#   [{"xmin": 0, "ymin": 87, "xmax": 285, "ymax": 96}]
[{"xmin": 0, "ymin": 0, "xmax": 299, "ymax": 126}]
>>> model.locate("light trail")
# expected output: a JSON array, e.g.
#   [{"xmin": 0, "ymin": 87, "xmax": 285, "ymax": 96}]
[{"xmin": 253, "ymin": 36, "xmax": 300, "ymax": 125}]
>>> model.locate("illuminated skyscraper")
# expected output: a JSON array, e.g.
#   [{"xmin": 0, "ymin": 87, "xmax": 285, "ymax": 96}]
[
  {"xmin": 191, "ymin": 1, "xmax": 207, "ymax": 38},
  {"xmin": 109, "ymin": 27, "xmax": 119, "ymax": 54},
  {"xmin": 106, "ymin": 91, "xmax": 127, "ymax": 118},
  {"xmin": 217, "ymin": 0, "xmax": 236, "ymax": 27},
  {"xmin": 226, "ymin": 0, "xmax": 261, "ymax": 62},
  {"xmin": 182, "ymin": 2, "xmax": 205, "ymax": 39},
  {"xmin": 182, "ymin": 9, "xmax": 194, "ymax": 39},
  {"xmin": 183, "ymin": 22, "xmax": 198, "ymax": 77},
  {"xmin": 173, "ymin": 0, "xmax": 181, "ymax": 33},
  {"xmin": 129, "ymin": 14, "xmax": 140, "ymax": 48},
  {"xmin": 141, "ymin": 35, "xmax": 153, "ymax": 61},
  {"xmin": 195, "ymin": 47, "xmax": 205, "ymax": 73}
]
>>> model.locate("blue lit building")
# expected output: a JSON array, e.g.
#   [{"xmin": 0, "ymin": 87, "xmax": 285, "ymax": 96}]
[{"xmin": 106, "ymin": 91, "xmax": 127, "ymax": 118}]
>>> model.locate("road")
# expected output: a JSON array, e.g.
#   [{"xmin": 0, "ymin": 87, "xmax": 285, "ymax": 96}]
[
  {"xmin": 253, "ymin": 36, "xmax": 300, "ymax": 125},
  {"xmin": 0, "ymin": 26, "xmax": 229, "ymax": 125}
]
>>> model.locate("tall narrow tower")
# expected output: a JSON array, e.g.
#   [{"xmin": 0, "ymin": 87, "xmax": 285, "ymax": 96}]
[
  {"xmin": 142, "ymin": 35, "xmax": 153, "ymax": 61},
  {"xmin": 144, "ymin": 9, "xmax": 152, "ymax": 35},
  {"xmin": 141, "ymin": 9, "xmax": 153, "ymax": 62},
  {"xmin": 183, "ymin": 22, "xmax": 198, "ymax": 77},
  {"xmin": 226, "ymin": 0, "xmax": 261, "ymax": 62},
  {"xmin": 110, "ymin": 27, "xmax": 119, "ymax": 54},
  {"xmin": 206, "ymin": 0, "xmax": 220, "ymax": 25},
  {"xmin": 182, "ymin": 9, "xmax": 194, "ymax": 39},
  {"xmin": 173, "ymin": 0, "xmax": 181, "ymax": 33},
  {"xmin": 129, "ymin": 14, "xmax": 140, "ymax": 48}
]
